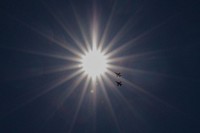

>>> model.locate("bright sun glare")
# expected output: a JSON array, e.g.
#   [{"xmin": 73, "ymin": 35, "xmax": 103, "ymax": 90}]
[{"xmin": 81, "ymin": 48, "xmax": 108, "ymax": 79}]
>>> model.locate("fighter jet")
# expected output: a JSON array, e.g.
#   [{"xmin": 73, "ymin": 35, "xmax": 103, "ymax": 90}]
[
  {"xmin": 114, "ymin": 72, "xmax": 122, "ymax": 77},
  {"xmin": 115, "ymin": 81, "xmax": 122, "ymax": 86}
]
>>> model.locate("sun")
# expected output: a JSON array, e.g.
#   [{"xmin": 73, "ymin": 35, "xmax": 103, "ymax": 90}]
[{"xmin": 80, "ymin": 48, "xmax": 108, "ymax": 79}]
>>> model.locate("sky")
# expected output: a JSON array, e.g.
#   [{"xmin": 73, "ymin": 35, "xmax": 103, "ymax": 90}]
[{"xmin": 0, "ymin": 0, "xmax": 200, "ymax": 133}]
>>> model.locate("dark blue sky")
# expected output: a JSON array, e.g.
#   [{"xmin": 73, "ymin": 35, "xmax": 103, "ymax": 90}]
[{"xmin": 0, "ymin": 0, "xmax": 200, "ymax": 133}]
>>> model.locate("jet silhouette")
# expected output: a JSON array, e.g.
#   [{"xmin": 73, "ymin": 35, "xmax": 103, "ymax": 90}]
[
  {"xmin": 115, "ymin": 81, "xmax": 122, "ymax": 86},
  {"xmin": 114, "ymin": 72, "xmax": 122, "ymax": 77}
]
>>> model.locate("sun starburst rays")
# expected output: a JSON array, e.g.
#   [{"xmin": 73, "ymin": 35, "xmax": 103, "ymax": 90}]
[
  {"xmin": 10, "ymin": 3, "xmax": 172, "ymax": 133},
  {"xmin": 40, "ymin": 6, "xmax": 131, "ymax": 132}
]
